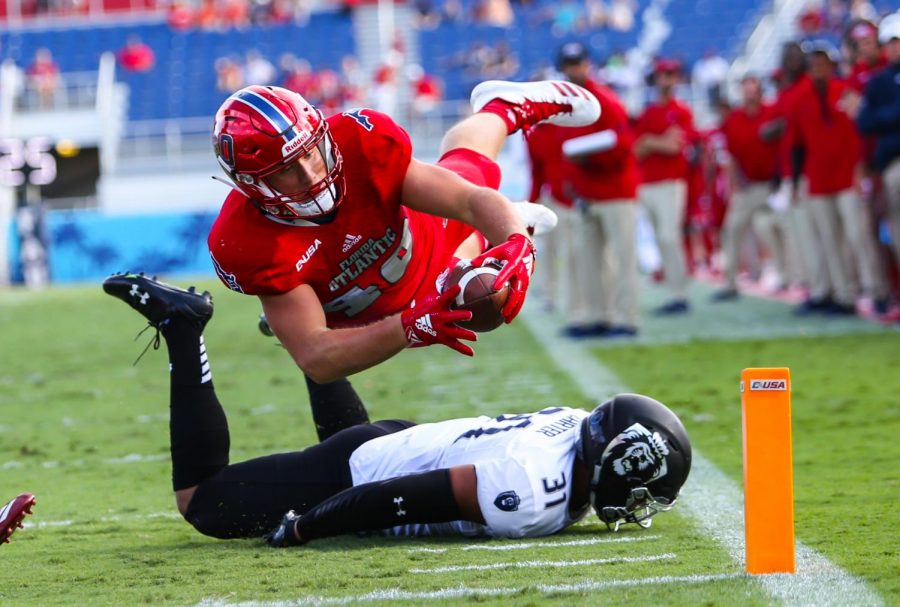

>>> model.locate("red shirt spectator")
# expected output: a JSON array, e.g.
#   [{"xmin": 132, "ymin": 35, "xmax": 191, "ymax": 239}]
[
  {"xmin": 167, "ymin": 1, "xmax": 194, "ymax": 30},
  {"xmin": 117, "ymin": 36, "xmax": 155, "ymax": 73},
  {"xmin": 26, "ymin": 48, "xmax": 60, "ymax": 108},
  {"xmin": 793, "ymin": 77, "xmax": 861, "ymax": 195},
  {"xmin": 721, "ymin": 102, "xmax": 778, "ymax": 182},
  {"xmin": 560, "ymin": 79, "xmax": 638, "ymax": 202},
  {"xmin": 634, "ymin": 97, "xmax": 694, "ymax": 183}
]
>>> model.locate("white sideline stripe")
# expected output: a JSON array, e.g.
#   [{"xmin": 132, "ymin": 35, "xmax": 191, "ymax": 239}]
[
  {"xmin": 103, "ymin": 453, "xmax": 168, "ymax": 464},
  {"xmin": 195, "ymin": 572, "xmax": 743, "ymax": 606},
  {"xmin": 409, "ymin": 552, "xmax": 675, "ymax": 574},
  {"xmin": 464, "ymin": 533, "xmax": 659, "ymax": 550},
  {"xmin": 407, "ymin": 533, "xmax": 660, "ymax": 554},
  {"xmin": 518, "ymin": 309, "xmax": 884, "ymax": 607},
  {"xmin": 29, "ymin": 511, "xmax": 181, "ymax": 529}
]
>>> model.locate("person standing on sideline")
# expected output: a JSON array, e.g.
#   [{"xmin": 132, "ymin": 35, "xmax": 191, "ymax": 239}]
[
  {"xmin": 713, "ymin": 75, "xmax": 785, "ymax": 300},
  {"xmin": 525, "ymin": 120, "xmax": 571, "ymax": 311},
  {"xmin": 856, "ymin": 12, "xmax": 900, "ymax": 322},
  {"xmin": 634, "ymin": 58, "xmax": 695, "ymax": 315},
  {"xmin": 554, "ymin": 42, "xmax": 640, "ymax": 337},
  {"xmin": 794, "ymin": 41, "xmax": 889, "ymax": 315}
]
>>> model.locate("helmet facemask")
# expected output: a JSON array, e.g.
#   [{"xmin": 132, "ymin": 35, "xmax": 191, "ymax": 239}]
[{"xmin": 251, "ymin": 130, "xmax": 344, "ymax": 220}]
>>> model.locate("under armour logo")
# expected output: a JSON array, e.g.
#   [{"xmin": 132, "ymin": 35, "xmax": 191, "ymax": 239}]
[
  {"xmin": 129, "ymin": 284, "xmax": 150, "ymax": 305},
  {"xmin": 393, "ymin": 496, "xmax": 406, "ymax": 517}
]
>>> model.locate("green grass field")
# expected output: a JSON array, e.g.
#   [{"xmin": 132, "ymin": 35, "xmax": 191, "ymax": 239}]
[{"xmin": 1, "ymin": 279, "xmax": 897, "ymax": 606}]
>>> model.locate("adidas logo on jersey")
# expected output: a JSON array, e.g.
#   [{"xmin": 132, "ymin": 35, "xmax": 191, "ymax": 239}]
[
  {"xmin": 415, "ymin": 314, "xmax": 437, "ymax": 337},
  {"xmin": 342, "ymin": 234, "xmax": 362, "ymax": 253}
]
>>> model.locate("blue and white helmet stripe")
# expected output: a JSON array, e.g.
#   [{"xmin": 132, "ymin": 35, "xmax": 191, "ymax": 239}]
[{"xmin": 229, "ymin": 89, "xmax": 300, "ymax": 143}]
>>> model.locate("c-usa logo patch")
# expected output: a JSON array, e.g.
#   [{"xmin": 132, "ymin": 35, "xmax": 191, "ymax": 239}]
[{"xmin": 494, "ymin": 491, "xmax": 520, "ymax": 512}]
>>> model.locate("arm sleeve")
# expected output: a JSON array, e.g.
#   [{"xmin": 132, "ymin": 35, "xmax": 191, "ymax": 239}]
[{"xmin": 296, "ymin": 469, "xmax": 462, "ymax": 542}]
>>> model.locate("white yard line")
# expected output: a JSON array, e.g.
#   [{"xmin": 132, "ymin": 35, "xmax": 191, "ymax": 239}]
[
  {"xmin": 407, "ymin": 534, "xmax": 660, "ymax": 554},
  {"xmin": 518, "ymin": 309, "xmax": 884, "ymax": 607},
  {"xmin": 196, "ymin": 572, "xmax": 744, "ymax": 607},
  {"xmin": 27, "ymin": 511, "xmax": 180, "ymax": 529},
  {"xmin": 409, "ymin": 552, "xmax": 676, "ymax": 574}
]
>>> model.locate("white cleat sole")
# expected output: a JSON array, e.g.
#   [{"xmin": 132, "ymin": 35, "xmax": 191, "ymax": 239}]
[{"xmin": 470, "ymin": 80, "xmax": 601, "ymax": 127}]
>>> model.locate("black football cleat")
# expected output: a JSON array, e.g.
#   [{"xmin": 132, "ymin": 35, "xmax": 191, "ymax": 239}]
[
  {"xmin": 265, "ymin": 510, "xmax": 305, "ymax": 548},
  {"xmin": 0, "ymin": 493, "xmax": 36, "ymax": 545},
  {"xmin": 103, "ymin": 272, "xmax": 213, "ymax": 332}
]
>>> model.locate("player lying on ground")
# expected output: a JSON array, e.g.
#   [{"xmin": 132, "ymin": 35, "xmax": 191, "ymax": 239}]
[
  {"xmin": 104, "ymin": 274, "xmax": 691, "ymax": 544},
  {"xmin": 0, "ymin": 493, "xmax": 36, "ymax": 546},
  {"xmin": 208, "ymin": 80, "xmax": 598, "ymax": 384}
]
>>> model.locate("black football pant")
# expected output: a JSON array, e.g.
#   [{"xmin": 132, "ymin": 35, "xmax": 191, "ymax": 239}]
[
  {"xmin": 184, "ymin": 419, "xmax": 414, "ymax": 539},
  {"xmin": 159, "ymin": 315, "xmax": 413, "ymax": 539}
]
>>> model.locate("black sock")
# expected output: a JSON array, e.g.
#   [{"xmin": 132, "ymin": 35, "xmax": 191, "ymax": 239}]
[
  {"xmin": 161, "ymin": 317, "xmax": 230, "ymax": 491},
  {"xmin": 304, "ymin": 375, "xmax": 370, "ymax": 442}
]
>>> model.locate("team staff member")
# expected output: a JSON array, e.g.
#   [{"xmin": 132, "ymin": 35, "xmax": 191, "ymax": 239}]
[
  {"xmin": 846, "ymin": 19, "xmax": 887, "ymax": 94},
  {"xmin": 762, "ymin": 42, "xmax": 832, "ymax": 314},
  {"xmin": 714, "ymin": 75, "xmax": 785, "ymax": 300},
  {"xmin": 103, "ymin": 274, "xmax": 692, "ymax": 543},
  {"xmin": 856, "ymin": 12, "xmax": 900, "ymax": 321},
  {"xmin": 634, "ymin": 58, "xmax": 695, "ymax": 315},
  {"xmin": 525, "ymin": 120, "xmax": 571, "ymax": 312},
  {"xmin": 555, "ymin": 42, "xmax": 640, "ymax": 337},
  {"xmin": 794, "ymin": 42, "xmax": 889, "ymax": 315}
]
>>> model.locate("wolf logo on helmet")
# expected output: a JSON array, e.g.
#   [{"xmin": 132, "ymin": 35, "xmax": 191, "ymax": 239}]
[
  {"xmin": 578, "ymin": 393, "xmax": 691, "ymax": 531},
  {"xmin": 605, "ymin": 423, "xmax": 670, "ymax": 481}
]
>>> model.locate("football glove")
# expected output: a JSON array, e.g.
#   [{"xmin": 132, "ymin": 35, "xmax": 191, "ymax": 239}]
[
  {"xmin": 472, "ymin": 233, "xmax": 535, "ymax": 324},
  {"xmin": 401, "ymin": 285, "xmax": 477, "ymax": 356}
]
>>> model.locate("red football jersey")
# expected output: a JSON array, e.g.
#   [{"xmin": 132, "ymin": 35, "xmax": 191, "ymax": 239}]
[{"xmin": 208, "ymin": 108, "xmax": 474, "ymax": 328}]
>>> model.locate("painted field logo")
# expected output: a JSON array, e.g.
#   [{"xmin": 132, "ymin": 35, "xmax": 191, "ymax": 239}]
[{"xmin": 749, "ymin": 379, "xmax": 787, "ymax": 391}]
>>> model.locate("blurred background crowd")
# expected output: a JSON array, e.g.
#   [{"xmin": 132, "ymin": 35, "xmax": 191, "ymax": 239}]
[{"xmin": 1, "ymin": 0, "xmax": 900, "ymax": 333}]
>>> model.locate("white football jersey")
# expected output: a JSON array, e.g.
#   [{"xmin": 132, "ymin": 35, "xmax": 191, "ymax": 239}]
[{"xmin": 348, "ymin": 407, "xmax": 591, "ymax": 538}]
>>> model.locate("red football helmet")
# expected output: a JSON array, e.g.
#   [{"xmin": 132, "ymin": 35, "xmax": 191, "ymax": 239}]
[{"xmin": 212, "ymin": 85, "xmax": 345, "ymax": 220}]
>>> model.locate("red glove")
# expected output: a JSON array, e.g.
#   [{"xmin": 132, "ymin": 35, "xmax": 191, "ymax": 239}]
[
  {"xmin": 472, "ymin": 233, "xmax": 536, "ymax": 323},
  {"xmin": 401, "ymin": 285, "xmax": 477, "ymax": 356}
]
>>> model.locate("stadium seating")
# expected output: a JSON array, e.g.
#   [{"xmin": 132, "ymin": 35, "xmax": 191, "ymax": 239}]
[
  {"xmin": 658, "ymin": 0, "xmax": 768, "ymax": 66},
  {"xmin": 0, "ymin": 14, "xmax": 354, "ymax": 121},
  {"xmin": 0, "ymin": 1, "xmax": 766, "ymax": 122}
]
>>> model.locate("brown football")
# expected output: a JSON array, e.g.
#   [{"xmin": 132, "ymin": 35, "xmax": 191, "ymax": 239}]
[{"xmin": 444, "ymin": 259, "xmax": 509, "ymax": 332}]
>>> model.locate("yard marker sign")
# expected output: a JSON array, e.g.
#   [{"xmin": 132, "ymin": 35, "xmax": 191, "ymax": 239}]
[{"xmin": 741, "ymin": 367, "xmax": 795, "ymax": 574}]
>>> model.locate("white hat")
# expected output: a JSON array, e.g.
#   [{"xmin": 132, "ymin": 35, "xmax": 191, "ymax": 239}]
[{"xmin": 878, "ymin": 12, "xmax": 900, "ymax": 44}]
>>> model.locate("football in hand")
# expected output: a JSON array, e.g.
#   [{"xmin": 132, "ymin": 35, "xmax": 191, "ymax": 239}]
[{"xmin": 443, "ymin": 259, "xmax": 509, "ymax": 332}]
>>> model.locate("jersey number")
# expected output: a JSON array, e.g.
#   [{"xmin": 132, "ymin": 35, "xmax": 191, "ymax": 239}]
[
  {"xmin": 542, "ymin": 473, "xmax": 567, "ymax": 510},
  {"xmin": 322, "ymin": 218, "xmax": 414, "ymax": 318}
]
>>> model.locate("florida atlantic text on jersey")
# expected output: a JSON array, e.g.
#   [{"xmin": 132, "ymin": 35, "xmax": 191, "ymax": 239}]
[
  {"xmin": 208, "ymin": 109, "xmax": 475, "ymax": 328},
  {"xmin": 349, "ymin": 407, "xmax": 591, "ymax": 538}
]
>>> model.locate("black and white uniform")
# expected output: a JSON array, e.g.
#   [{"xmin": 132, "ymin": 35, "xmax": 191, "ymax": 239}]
[{"xmin": 349, "ymin": 406, "xmax": 590, "ymax": 538}]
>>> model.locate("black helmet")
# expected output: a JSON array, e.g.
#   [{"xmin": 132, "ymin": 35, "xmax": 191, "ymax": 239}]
[{"xmin": 578, "ymin": 394, "xmax": 692, "ymax": 531}]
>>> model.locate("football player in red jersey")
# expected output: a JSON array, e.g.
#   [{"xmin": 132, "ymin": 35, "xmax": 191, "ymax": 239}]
[{"xmin": 207, "ymin": 81, "xmax": 600, "ymax": 384}]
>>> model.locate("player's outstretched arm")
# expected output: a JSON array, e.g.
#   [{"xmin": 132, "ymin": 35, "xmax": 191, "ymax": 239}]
[
  {"xmin": 266, "ymin": 465, "xmax": 482, "ymax": 547},
  {"xmin": 261, "ymin": 284, "xmax": 409, "ymax": 383},
  {"xmin": 261, "ymin": 284, "xmax": 477, "ymax": 383},
  {"xmin": 401, "ymin": 158, "xmax": 529, "ymax": 246}
]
